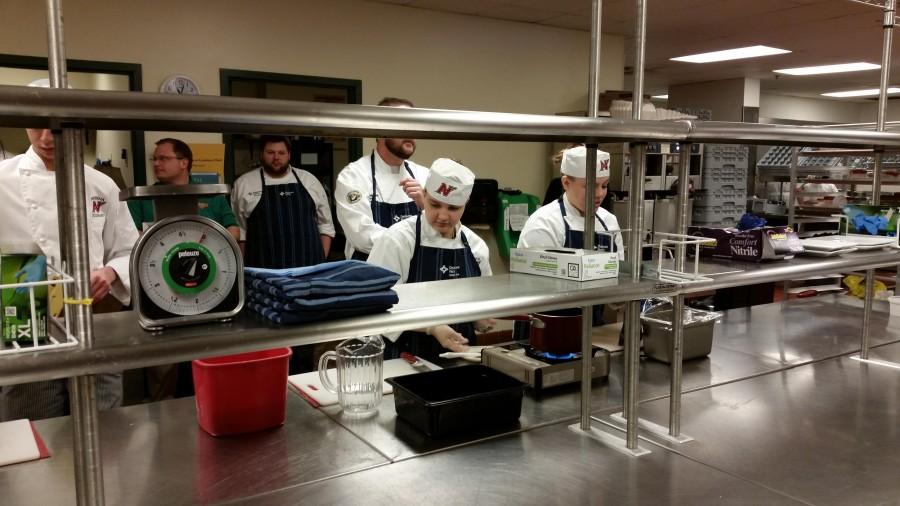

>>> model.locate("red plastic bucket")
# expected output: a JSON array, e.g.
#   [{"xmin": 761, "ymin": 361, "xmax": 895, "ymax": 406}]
[{"xmin": 192, "ymin": 347, "xmax": 292, "ymax": 436}]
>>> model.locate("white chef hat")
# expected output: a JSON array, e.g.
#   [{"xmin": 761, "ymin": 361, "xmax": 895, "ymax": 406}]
[
  {"xmin": 560, "ymin": 146, "xmax": 611, "ymax": 179},
  {"xmin": 425, "ymin": 158, "xmax": 475, "ymax": 206}
]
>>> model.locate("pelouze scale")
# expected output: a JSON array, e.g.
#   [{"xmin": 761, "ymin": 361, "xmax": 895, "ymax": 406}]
[{"xmin": 122, "ymin": 184, "xmax": 244, "ymax": 330}]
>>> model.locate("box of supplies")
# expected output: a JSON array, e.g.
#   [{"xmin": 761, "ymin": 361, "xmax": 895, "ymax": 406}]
[
  {"xmin": 510, "ymin": 247, "xmax": 619, "ymax": 281},
  {"xmin": 1, "ymin": 254, "xmax": 48, "ymax": 345}
]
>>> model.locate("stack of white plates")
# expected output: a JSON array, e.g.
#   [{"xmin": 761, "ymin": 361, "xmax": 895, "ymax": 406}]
[{"xmin": 799, "ymin": 237, "xmax": 859, "ymax": 257}]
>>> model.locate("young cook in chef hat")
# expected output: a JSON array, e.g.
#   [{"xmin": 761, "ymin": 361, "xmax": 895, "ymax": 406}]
[{"xmin": 422, "ymin": 158, "xmax": 476, "ymax": 238}]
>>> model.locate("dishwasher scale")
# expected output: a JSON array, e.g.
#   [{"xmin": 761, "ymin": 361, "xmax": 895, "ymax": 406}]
[{"xmin": 482, "ymin": 343, "xmax": 610, "ymax": 390}]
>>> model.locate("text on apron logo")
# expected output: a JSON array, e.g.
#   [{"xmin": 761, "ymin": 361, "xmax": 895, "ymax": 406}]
[
  {"xmin": 90, "ymin": 196, "xmax": 106, "ymax": 216},
  {"xmin": 347, "ymin": 190, "xmax": 362, "ymax": 203},
  {"xmin": 440, "ymin": 264, "xmax": 460, "ymax": 277},
  {"xmin": 279, "ymin": 191, "xmax": 294, "ymax": 197},
  {"xmin": 435, "ymin": 183, "xmax": 457, "ymax": 197}
]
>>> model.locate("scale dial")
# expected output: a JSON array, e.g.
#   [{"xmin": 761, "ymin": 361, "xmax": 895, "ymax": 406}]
[{"xmin": 137, "ymin": 217, "xmax": 238, "ymax": 316}]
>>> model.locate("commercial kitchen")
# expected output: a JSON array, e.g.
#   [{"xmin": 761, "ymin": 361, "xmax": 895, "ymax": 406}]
[{"xmin": 2, "ymin": 1, "xmax": 900, "ymax": 504}]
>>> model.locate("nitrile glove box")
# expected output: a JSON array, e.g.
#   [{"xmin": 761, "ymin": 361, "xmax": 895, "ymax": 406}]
[{"xmin": 510, "ymin": 248, "xmax": 619, "ymax": 281}]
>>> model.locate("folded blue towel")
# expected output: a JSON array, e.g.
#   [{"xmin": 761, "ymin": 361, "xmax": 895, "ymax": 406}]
[
  {"xmin": 245, "ymin": 260, "xmax": 400, "ymax": 297},
  {"xmin": 246, "ymin": 286, "xmax": 399, "ymax": 311},
  {"xmin": 247, "ymin": 301, "xmax": 394, "ymax": 324}
]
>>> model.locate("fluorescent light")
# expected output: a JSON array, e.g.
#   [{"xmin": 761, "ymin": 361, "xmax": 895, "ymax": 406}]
[
  {"xmin": 671, "ymin": 45, "xmax": 790, "ymax": 63},
  {"xmin": 822, "ymin": 87, "xmax": 900, "ymax": 98},
  {"xmin": 652, "ymin": 94, "xmax": 669, "ymax": 100},
  {"xmin": 775, "ymin": 62, "xmax": 880, "ymax": 75}
]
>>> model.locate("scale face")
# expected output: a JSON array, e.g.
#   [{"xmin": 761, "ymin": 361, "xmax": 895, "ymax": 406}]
[{"xmin": 132, "ymin": 215, "xmax": 243, "ymax": 330}]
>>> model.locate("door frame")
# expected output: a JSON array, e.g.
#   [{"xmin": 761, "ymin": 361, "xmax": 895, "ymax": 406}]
[
  {"xmin": 219, "ymin": 68, "xmax": 363, "ymax": 184},
  {"xmin": 0, "ymin": 53, "xmax": 146, "ymax": 185}
]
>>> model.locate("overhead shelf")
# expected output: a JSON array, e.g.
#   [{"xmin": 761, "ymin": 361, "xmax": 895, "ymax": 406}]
[
  {"xmin": 3, "ymin": 249, "xmax": 899, "ymax": 386},
  {"xmin": 4, "ymin": 85, "xmax": 900, "ymax": 147}
]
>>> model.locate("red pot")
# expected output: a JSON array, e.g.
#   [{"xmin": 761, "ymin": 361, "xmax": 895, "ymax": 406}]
[{"xmin": 505, "ymin": 308, "xmax": 583, "ymax": 355}]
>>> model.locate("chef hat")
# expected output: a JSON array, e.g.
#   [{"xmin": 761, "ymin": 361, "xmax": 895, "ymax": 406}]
[
  {"xmin": 560, "ymin": 146, "xmax": 611, "ymax": 179},
  {"xmin": 425, "ymin": 158, "xmax": 475, "ymax": 206}
]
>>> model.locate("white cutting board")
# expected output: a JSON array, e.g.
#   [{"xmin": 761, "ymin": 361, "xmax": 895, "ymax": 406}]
[
  {"xmin": 0, "ymin": 419, "xmax": 40, "ymax": 467},
  {"xmin": 289, "ymin": 358, "xmax": 440, "ymax": 407}
]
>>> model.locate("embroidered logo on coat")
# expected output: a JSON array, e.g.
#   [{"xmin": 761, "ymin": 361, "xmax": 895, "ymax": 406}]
[
  {"xmin": 347, "ymin": 191, "xmax": 362, "ymax": 203},
  {"xmin": 435, "ymin": 183, "xmax": 457, "ymax": 197},
  {"xmin": 90, "ymin": 196, "xmax": 106, "ymax": 217}
]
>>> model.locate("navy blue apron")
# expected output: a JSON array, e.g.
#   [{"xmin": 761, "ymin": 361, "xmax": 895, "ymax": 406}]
[
  {"xmin": 245, "ymin": 168, "xmax": 325, "ymax": 269},
  {"xmin": 350, "ymin": 153, "xmax": 420, "ymax": 261},
  {"xmin": 559, "ymin": 198, "xmax": 615, "ymax": 325},
  {"xmin": 386, "ymin": 214, "xmax": 482, "ymax": 361}
]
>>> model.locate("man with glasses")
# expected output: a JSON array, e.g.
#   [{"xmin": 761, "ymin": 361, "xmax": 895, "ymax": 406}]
[
  {"xmin": 128, "ymin": 138, "xmax": 240, "ymax": 242},
  {"xmin": 0, "ymin": 78, "xmax": 139, "ymax": 421}
]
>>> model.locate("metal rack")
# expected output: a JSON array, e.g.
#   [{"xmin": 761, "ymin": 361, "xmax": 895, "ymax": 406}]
[{"xmin": 5, "ymin": 0, "xmax": 900, "ymax": 503}]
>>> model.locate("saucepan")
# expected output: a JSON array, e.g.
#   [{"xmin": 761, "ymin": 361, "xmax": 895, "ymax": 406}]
[{"xmin": 501, "ymin": 308, "xmax": 583, "ymax": 355}]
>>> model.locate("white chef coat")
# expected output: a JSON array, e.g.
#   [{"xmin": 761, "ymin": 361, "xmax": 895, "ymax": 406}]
[
  {"xmin": 335, "ymin": 151, "xmax": 429, "ymax": 259},
  {"xmin": 368, "ymin": 213, "xmax": 493, "ymax": 283},
  {"xmin": 0, "ymin": 147, "xmax": 139, "ymax": 304},
  {"xmin": 367, "ymin": 212, "xmax": 492, "ymax": 342},
  {"xmin": 518, "ymin": 193, "xmax": 625, "ymax": 260},
  {"xmin": 231, "ymin": 166, "xmax": 335, "ymax": 241}
]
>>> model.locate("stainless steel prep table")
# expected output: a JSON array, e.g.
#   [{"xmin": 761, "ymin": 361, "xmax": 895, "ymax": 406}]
[
  {"xmin": 0, "ymin": 395, "xmax": 390, "ymax": 506},
  {"xmin": 4, "ymin": 294, "xmax": 897, "ymax": 505}
]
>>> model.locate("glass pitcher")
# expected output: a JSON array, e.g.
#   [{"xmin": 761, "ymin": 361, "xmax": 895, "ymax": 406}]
[{"xmin": 318, "ymin": 335, "xmax": 384, "ymax": 417}]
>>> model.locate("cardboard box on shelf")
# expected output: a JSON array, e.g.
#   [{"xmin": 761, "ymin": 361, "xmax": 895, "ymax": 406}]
[{"xmin": 510, "ymin": 247, "xmax": 619, "ymax": 281}]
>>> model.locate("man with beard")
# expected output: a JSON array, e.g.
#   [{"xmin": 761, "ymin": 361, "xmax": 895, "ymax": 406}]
[
  {"xmin": 232, "ymin": 135, "xmax": 334, "ymax": 268},
  {"xmin": 335, "ymin": 97, "xmax": 429, "ymax": 260}
]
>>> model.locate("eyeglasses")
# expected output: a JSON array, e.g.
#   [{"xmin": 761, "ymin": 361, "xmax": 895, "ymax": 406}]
[{"xmin": 149, "ymin": 155, "xmax": 183, "ymax": 162}]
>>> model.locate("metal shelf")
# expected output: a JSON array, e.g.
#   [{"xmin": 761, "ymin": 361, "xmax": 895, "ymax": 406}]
[{"xmin": 4, "ymin": 249, "xmax": 899, "ymax": 386}]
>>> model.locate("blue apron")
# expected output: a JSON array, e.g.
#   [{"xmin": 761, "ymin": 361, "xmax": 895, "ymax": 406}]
[
  {"xmin": 351, "ymin": 152, "xmax": 420, "ymax": 261},
  {"xmin": 245, "ymin": 168, "xmax": 325, "ymax": 269},
  {"xmin": 558, "ymin": 198, "xmax": 615, "ymax": 325},
  {"xmin": 386, "ymin": 214, "xmax": 482, "ymax": 360}
]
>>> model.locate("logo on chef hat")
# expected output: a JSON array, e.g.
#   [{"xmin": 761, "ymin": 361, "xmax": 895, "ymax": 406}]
[
  {"xmin": 560, "ymin": 146, "xmax": 611, "ymax": 179},
  {"xmin": 425, "ymin": 158, "xmax": 475, "ymax": 206}
]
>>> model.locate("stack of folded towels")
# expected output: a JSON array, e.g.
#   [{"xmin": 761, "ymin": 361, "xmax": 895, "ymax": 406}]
[{"xmin": 244, "ymin": 260, "xmax": 400, "ymax": 324}]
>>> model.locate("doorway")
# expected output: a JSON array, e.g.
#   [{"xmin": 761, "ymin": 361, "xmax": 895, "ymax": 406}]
[{"xmin": 0, "ymin": 53, "xmax": 145, "ymax": 186}]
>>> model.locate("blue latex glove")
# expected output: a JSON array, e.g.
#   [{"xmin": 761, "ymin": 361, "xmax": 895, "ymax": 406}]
[
  {"xmin": 853, "ymin": 215, "xmax": 887, "ymax": 235},
  {"xmin": 737, "ymin": 213, "xmax": 766, "ymax": 231},
  {"xmin": 14, "ymin": 256, "xmax": 47, "ymax": 296}
]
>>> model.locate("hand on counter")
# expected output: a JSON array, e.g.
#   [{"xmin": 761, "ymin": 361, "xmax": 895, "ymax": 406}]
[{"xmin": 427, "ymin": 325, "xmax": 469, "ymax": 352}]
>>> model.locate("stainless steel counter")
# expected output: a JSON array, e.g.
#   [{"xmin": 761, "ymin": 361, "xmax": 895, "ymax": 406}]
[
  {"xmin": 4, "ymin": 295, "xmax": 898, "ymax": 504},
  {"xmin": 0, "ymin": 396, "xmax": 389, "ymax": 506}
]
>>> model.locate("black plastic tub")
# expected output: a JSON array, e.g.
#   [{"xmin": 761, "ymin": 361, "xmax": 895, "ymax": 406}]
[{"xmin": 386, "ymin": 365, "xmax": 526, "ymax": 437}]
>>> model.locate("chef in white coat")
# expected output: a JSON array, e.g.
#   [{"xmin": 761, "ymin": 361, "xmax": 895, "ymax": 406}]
[
  {"xmin": 518, "ymin": 146, "xmax": 623, "ymax": 326},
  {"xmin": 335, "ymin": 97, "xmax": 429, "ymax": 260},
  {"xmin": 368, "ymin": 158, "xmax": 492, "ymax": 360},
  {"xmin": 0, "ymin": 79, "xmax": 139, "ymax": 421},
  {"xmin": 519, "ymin": 145, "xmax": 624, "ymax": 258}
]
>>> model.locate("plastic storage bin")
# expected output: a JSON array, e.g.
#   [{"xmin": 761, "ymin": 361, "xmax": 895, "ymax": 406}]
[
  {"xmin": 192, "ymin": 347, "xmax": 292, "ymax": 436},
  {"xmin": 495, "ymin": 190, "xmax": 540, "ymax": 258},
  {"xmin": 641, "ymin": 307, "xmax": 721, "ymax": 363},
  {"xmin": 386, "ymin": 365, "xmax": 525, "ymax": 437}
]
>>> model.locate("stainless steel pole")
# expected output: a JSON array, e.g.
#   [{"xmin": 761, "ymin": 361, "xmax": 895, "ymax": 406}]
[
  {"xmin": 864, "ymin": 0, "xmax": 894, "ymax": 359},
  {"xmin": 581, "ymin": 0, "xmax": 603, "ymax": 431},
  {"xmin": 623, "ymin": 0, "xmax": 648, "ymax": 452},
  {"xmin": 668, "ymin": 143, "xmax": 690, "ymax": 436},
  {"xmin": 45, "ymin": 1, "xmax": 104, "ymax": 504},
  {"xmin": 581, "ymin": 144, "xmax": 598, "ymax": 430},
  {"xmin": 785, "ymin": 147, "xmax": 799, "ymax": 295}
]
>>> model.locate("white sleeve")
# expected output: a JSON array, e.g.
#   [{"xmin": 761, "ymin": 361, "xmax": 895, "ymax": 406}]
[
  {"xmin": 102, "ymin": 190, "xmax": 139, "ymax": 305},
  {"xmin": 517, "ymin": 211, "xmax": 561, "ymax": 249},
  {"xmin": 335, "ymin": 167, "xmax": 385, "ymax": 255},
  {"xmin": 366, "ymin": 229, "xmax": 411, "ymax": 343},
  {"xmin": 231, "ymin": 174, "xmax": 252, "ymax": 241},
  {"xmin": 298, "ymin": 170, "xmax": 335, "ymax": 237},
  {"xmin": 470, "ymin": 235, "xmax": 493, "ymax": 277}
]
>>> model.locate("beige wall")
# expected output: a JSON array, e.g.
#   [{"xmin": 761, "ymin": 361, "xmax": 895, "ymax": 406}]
[{"xmin": 0, "ymin": 0, "xmax": 625, "ymax": 196}]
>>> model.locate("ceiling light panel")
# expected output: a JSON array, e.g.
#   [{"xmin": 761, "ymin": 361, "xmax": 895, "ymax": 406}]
[
  {"xmin": 671, "ymin": 45, "xmax": 791, "ymax": 63},
  {"xmin": 775, "ymin": 62, "xmax": 880, "ymax": 75}
]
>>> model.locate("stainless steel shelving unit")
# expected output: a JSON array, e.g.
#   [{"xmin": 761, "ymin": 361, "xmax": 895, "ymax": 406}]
[{"xmin": 6, "ymin": 0, "xmax": 900, "ymax": 504}]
